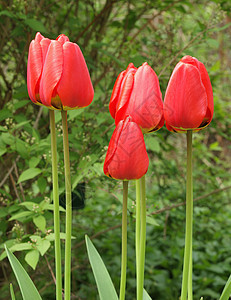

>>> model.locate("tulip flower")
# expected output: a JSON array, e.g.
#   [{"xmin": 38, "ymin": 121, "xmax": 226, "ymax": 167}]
[
  {"xmin": 27, "ymin": 33, "xmax": 94, "ymax": 110},
  {"xmin": 103, "ymin": 116, "xmax": 149, "ymax": 180},
  {"xmin": 27, "ymin": 32, "xmax": 51, "ymax": 105},
  {"xmin": 164, "ymin": 55, "xmax": 213, "ymax": 132},
  {"xmin": 109, "ymin": 62, "xmax": 164, "ymax": 133}
]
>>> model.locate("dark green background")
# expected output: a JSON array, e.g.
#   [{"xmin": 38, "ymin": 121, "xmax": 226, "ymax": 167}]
[{"xmin": 0, "ymin": 0, "xmax": 231, "ymax": 299}]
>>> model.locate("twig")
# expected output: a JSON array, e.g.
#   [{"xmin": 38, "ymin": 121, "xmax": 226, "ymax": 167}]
[
  {"xmin": 151, "ymin": 185, "xmax": 231, "ymax": 215},
  {"xmin": 75, "ymin": 184, "xmax": 231, "ymax": 249},
  {"xmin": 0, "ymin": 105, "xmax": 44, "ymax": 189},
  {"xmin": 0, "ymin": 157, "xmax": 20, "ymax": 188},
  {"xmin": 9, "ymin": 172, "xmax": 21, "ymax": 203},
  {"xmin": 74, "ymin": 0, "xmax": 116, "ymax": 42},
  {"xmin": 158, "ymin": 25, "xmax": 216, "ymax": 78},
  {"xmin": 129, "ymin": 0, "xmax": 181, "ymax": 45},
  {"xmin": 14, "ymin": 162, "xmax": 26, "ymax": 202},
  {"xmin": 44, "ymin": 254, "xmax": 56, "ymax": 284},
  {"xmin": 33, "ymin": 106, "xmax": 43, "ymax": 130}
]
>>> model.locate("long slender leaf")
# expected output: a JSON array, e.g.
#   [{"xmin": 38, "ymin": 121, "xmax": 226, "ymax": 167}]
[
  {"xmin": 5, "ymin": 245, "xmax": 42, "ymax": 300},
  {"xmin": 219, "ymin": 275, "xmax": 231, "ymax": 300},
  {"xmin": 10, "ymin": 283, "xmax": 15, "ymax": 300},
  {"xmin": 143, "ymin": 289, "xmax": 152, "ymax": 300},
  {"xmin": 85, "ymin": 235, "xmax": 118, "ymax": 300}
]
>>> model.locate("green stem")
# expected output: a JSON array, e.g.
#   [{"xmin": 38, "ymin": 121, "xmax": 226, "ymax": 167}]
[
  {"xmin": 188, "ymin": 244, "xmax": 193, "ymax": 300},
  {"xmin": 137, "ymin": 175, "xmax": 146, "ymax": 300},
  {"xmin": 119, "ymin": 181, "xmax": 128, "ymax": 300},
  {"xmin": 181, "ymin": 130, "xmax": 193, "ymax": 300},
  {"xmin": 136, "ymin": 178, "xmax": 141, "ymax": 296},
  {"xmin": 49, "ymin": 110, "xmax": 62, "ymax": 300},
  {"xmin": 61, "ymin": 110, "xmax": 72, "ymax": 300}
]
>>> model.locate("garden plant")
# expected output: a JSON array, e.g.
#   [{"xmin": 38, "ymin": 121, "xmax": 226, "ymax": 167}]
[{"xmin": 0, "ymin": 1, "xmax": 231, "ymax": 300}]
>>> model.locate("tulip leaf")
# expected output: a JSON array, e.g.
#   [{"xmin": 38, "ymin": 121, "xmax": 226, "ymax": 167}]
[
  {"xmin": 18, "ymin": 168, "xmax": 42, "ymax": 183},
  {"xmin": 5, "ymin": 245, "xmax": 42, "ymax": 300},
  {"xmin": 143, "ymin": 289, "xmax": 152, "ymax": 300},
  {"xmin": 85, "ymin": 235, "xmax": 118, "ymax": 300},
  {"xmin": 219, "ymin": 274, "xmax": 231, "ymax": 300},
  {"xmin": 10, "ymin": 283, "xmax": 15, "ymax": 300}
]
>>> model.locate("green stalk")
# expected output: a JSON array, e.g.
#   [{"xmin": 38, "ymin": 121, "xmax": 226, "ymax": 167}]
[
  {"xmin": 188, "ymin": 244, "xmax": 193, "ymax": 300},
  {"xmin": 136, "ymin": 178, "xmax": 141, "ymax": 295},
  {"xmin": 119, "ymin": 181, "xmax": 128, "ymax": 300},
  {"xmin": 137, "ymin": 175, "xmax": 146, "ymax": 300},
  {"xmin": 49, "ymin": 110, "xmax": 62, "ymax": 300},
  {"xmin": 181, "ymin": 130, "xmax": 193, "ymax": 300},
  {"xmin": 61, "ymin": 110, "xmax": 72, "ymax": 300}
]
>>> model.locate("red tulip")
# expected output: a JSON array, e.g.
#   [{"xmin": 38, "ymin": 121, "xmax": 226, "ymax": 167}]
[
  {"xmin": 27, "ymin": 32, "xmax": 51, "ymax": 105},
  {"xmin": 27, "ymin": 33, "xmax": 94, "ymax": 110},
  {"xmin": 109, "ymin": 62, "xmax": 164, "ymax": 133},
  {"xmin": 103, "ymin": 116, "xmax": 149, "ymax": 180},
  {"xmin": 164, "ymin": 55, "xmax": 213, "ymax": 132}
]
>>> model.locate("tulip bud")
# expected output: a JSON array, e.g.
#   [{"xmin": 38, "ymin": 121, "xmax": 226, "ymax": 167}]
[
  {"xmin": 27, "ymin": 32, "xmax": 51, "ymax": 105},
  {"xmin": 27, "ymin": 33, "xmax": 94, "ymax": 110},
  {"xmin": 164, "ymin": 55, "xmax": 214, "ymax": 132},
  {"xmin": 103, "ymin": 116, "xmax": 149, "ymax": 180},
  {"xmin": 109, "ymin": 62, "xmax": 164, "ymax": 133}
]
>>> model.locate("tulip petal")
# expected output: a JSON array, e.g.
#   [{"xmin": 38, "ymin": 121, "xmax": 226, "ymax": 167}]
[
  {"xmin": 56, "ymin": 42, "xmax": 94, "ymax": 109},
  {"xmin": 104, "ymin": 117, "xmax": 149, "ymax": 180},
  {"xmin": 40, "ymin": 38, "xmax": 51, "ymax": 63},
  {"xmin": 116, "ymin": 63, "xmax": 164, "ymax": 132},
  {"xmin": 39, "ymin": 41, "xmax": 63, "ymax": 107},
  {"xmin": 109, "ymin": 63, "xmax": 137, "ymax": 119},
  {"xmin": 27, "ymin": 39, "xmax": 43, "ymax": 103},
  {"xmin": 181, "ymin": 56, "xmax": 214, "ymax": 124},
  {"xmin": 109, "ymin": 70, "xmax": 126, "ymax": 119},
  {"xmin": 56, "ymin": 34, "xmax": 70, "ymax": 45},
  {"xmin": 115, "ymin": 72, "xmax": 135, "ymax": 125},
  {"xmin": 164, "ymin": 62, "xmax": 208, "ymax": 130},
  {"xmin": 34, "ymin": 32, "xmax": 44, "ymax": 43}
]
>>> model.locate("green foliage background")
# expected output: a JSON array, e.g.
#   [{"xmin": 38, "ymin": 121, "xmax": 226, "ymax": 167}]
[{"xmin": 0, "ymin": 0, "xmax": 231, "ymax": 299}]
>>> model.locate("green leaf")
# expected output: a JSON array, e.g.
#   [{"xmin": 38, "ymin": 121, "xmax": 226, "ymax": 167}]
[
  {"xmin": 10, "ymin": 243, "xmax": 33, "ymax": 252},
  {"xmin": 5, "ymin": 245, "xmax": 42, "ymax": 300},
  {"xmin": 18, "ymin": 168, "xmax": 42, "ymax": 183},
  {"xmin": 20, "ymin": 201, "xmax": 37, "ymax": 211},
  {"xmin": 219, "ymin": 274, "xmax": 231, "ymax": 300},
  {"xmin": 0, "ymin": 125, "xmax": 7, "ymax": 132},
  {"xmin": 85, "ymin": 235, "xmax": 118, "ymax": 300},
  {"xmin": 44, "ymin": 204, "xmax": 66, "ymax": 212},
  {"xmin": 24, "ymin": 18, "xmax": 47, "ymax": 32},
  {"xmin": 0, "ymin": 108, "xmax": 12, "ymax": 122},
  {"xmin": 36, "ymin": 239, "xmax": 51, "ymax": 256},
  {"xmin": 10, "ymin": 283, "xmax": 15, "ymax": 300},
  {"xmin": 25, "ymin": 250, "xmax": 39, "ymax": 270},
  {"xmin": 33, "ymin": 215, "xmax": 46, "ymax": 232},
  {"xmin": 145, "ymin": 137, "xmax": 160, "ymax": 153},
  {"xmin": 37, "ymin": 177, "xmax": 47, "ymax": 194},
  {"xmin": 29, "ymin": 157, "xmax": 41, "ymax": 168},
  {"xmin": 68, "ymin": 109, "xmax": 83, "ymax": 121},
  {"xmin": 46, "ymin": 232, "xmax": 76, "ymax": 241},
  {"xmin": 0, "ymin": 10, "xmax": 15, "ymax": 18},
  {"xmin": 9, "ymin": 211, "xmax": 34, "ymax": 221},
  {"xmin": 14, "ymin": 121, "xmax": 31, "ymax": 129},
  {"xmin": 146, "ymin": 216, "xmax": 159, "ymax": 226},
  {"xmin": 143, "ymin": 289, "xmax": 152, "ymax": 300}
]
